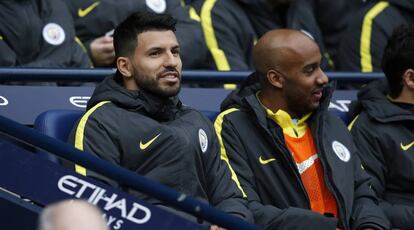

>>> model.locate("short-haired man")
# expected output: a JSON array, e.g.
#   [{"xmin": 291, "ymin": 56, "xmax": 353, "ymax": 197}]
[
  {"xmin": 214, "ymin": 29, "xmax": 390, "ymax": 229},
  {"xmin": 349, "ymin": 25, "xmax": 414, "ymax": 229},
  {"xmin": 69, "ymin": 12, "xmax": 252, "ymax": 228}
]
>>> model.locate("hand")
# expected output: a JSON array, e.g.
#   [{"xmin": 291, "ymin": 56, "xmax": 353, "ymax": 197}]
[
  {"xmin": 89, "ymin": 36, "xmax": 115, "ymax": 67},
  {"xmin": 210, "ymin": 225, "xmax": 226, "ymax": 230}
]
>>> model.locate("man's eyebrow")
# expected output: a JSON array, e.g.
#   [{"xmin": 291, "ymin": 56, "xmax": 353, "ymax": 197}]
[{"xmin": 146, "ymin": 44, "xmax": 180, "ymax": 52}]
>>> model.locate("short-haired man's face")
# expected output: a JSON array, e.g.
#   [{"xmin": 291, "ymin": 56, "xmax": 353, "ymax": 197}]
[
  {"xmin": 130, "ymin": 30, "xmax": 182, "ymax": 97},
  {"xmin": 280, "ymin": 41, "xmax": 328, "ymax": 117}
]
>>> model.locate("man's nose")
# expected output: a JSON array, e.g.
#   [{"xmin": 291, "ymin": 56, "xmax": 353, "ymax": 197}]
[
  {"xmin": 317, "ymin": 69, "xmax": 329, "ymax": 85},
  {"xmin": 164, "ymin": 52, "xmax": 179, "ymax": 67}
]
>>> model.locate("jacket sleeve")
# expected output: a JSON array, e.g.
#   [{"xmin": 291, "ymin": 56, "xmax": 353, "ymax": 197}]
[
  {"xmin": 167, "ymin": 0, "xmax": 209, "ymax": 69},
  {"xmin": 68, "ymin": 111, "xmax": 121, "ymax": 188},
  {"xmin": 195, "ymin": 0, "xmax": 256, "ymax": 70},
  {"xmin": 337, "ymin": 3, "xmax": 389, "ymax": 72},
  {"xmin": 348, "ymin": 150, "xmax": 390, "ymax": 230},
  {"xmin": 215, "ymin": 114, "xmax": 338, "ymax": 230},
  {"xmin": 350, "ymin": 118, "xmax": 411, "ymax": 229},
  {"xmin": 202, "ymin": 120, "xmax": 254, "ymax": 223},
  {"xmin": 0, "ymin": 37, "xmax": 17, "ymax": 66}
]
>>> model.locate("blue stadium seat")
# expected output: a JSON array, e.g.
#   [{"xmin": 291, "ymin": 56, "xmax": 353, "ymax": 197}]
[
  {"xmin": 34, "ymin": 109, "xmax": 84, "ymax": 163},
  {"xmin": 201, "ymin": 110, "xmax": 219, "ymax": 121},
  {"xmin": 329, "ymin": 110, "xmax": 350, "ymax": 125}
]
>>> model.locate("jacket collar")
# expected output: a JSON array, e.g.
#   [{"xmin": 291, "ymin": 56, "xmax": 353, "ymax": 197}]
[
  {"xmin": 88, "ymin": 74, "xmax": 182, "ymax": 121},
  {"xmin": 244, "ymin": 81, "xmax": 334, "ymax": 129},
  {"xmin": 358, "ymin": 79, "xmax": 414, "ymax": 122}
]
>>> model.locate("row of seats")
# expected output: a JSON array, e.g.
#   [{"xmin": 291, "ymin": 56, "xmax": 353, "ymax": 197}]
[{"xmin": 34, "ymin": 109, "xmax": 350, "ymax": 164}]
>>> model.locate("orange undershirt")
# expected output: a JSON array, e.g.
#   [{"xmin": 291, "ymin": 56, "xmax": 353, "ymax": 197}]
[
  {"xmin": 257, "ymin": 93, "xmax": 337, "ymax": 217},
  {"xmin": 284, "ymin": 128, "xmax": 337, "ymax": 217}
]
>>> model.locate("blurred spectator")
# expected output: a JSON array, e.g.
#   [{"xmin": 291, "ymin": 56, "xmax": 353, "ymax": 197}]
[
  {"xmin": 68, "ymin": 12, "xmax": 252, "ymax": 228},
  {"xmin": 349, "ymin": 25, "xmax": 414, "ymax": 229},
  {"xmin": 286, "ymin": 0, "xmax": 376, "ymax": 70},
  {"xmin": 0, "ymin": 0, "xmax": 91, "ymax": 68},
  {"xmin": 214, "ymin": 29, "xmax": 390, "ymax": 229},
  {"xmin": 338, "ymin": 0, "xmax": 414, "ymax": 72},
  {"xmin": 191, "ymin": 0, "xmax": 283, "ymax": 71},
  {"xmin": 64, "ymin": 0, "xmax": 208, "ymax": 69},
  {"xmin": 38, "ymin": 199, "xmax": 107, "ymax": 230}
]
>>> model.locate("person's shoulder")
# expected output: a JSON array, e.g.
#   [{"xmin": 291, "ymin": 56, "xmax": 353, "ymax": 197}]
[
  {"xmin": 215, "ymin": 107, "xmax": 250, "ymax": 125},
  {"xmin": 348, "ymin": 108, "xmax": 375, "ymax": 131},
  {"xmin": 84, "ymin": 101, "xmax": 121, "ymax": 122}
]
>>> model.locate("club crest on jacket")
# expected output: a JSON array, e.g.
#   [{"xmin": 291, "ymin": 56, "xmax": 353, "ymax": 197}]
[
  {"xmin": 332, "ymin": 141, "xmax": 350, "ymax": 162},
  {"xmin": 198, "ymin": 129, "xmax": 208, "ymax": 153},
  {"xmin": 42, "ymin": 23, "xmax": 65, "ymax": 46}
]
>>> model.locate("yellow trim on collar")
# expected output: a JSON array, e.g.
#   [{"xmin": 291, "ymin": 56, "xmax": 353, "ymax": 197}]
[{"xmin": 256, "ymin": 92, "xmax": 311, "ymax": 138}]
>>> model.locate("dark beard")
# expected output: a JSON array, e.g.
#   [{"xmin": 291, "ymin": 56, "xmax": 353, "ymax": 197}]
[{"xmin": 133, "ymin": 69, "xmax": 181, "ymax": 98}]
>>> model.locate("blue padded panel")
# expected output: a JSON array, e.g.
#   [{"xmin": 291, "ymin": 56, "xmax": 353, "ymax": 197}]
[
  {"xmin": 329, "ymin": 110, "xmax": 350, "ymax": 125},
  {"xmin": 34, "ymin": 110, "xmax": 84, "ymax": 163},
  {"xmin": 201, "ymin": 110, "xmax": 219, "ymax": 122}
]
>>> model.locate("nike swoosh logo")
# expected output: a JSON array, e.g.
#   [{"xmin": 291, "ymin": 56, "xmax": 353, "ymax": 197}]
[
  {"xmin": 78, "ymin": 2, "xmax": 100, "ymax": 17},
  {"xmin": 401, "ymin": 141, "xmax": 414, "ymax": 151},
  {"xmin": 140, "ymin": 133, "xmax": 161, "ymax": 150},
  {"xmin": 296, "ymin": 154, "xmax": 318, "ymax": 174},
  {"xmin": 259, "ymin": 156, "xmax": 276, "ymax": 165}
]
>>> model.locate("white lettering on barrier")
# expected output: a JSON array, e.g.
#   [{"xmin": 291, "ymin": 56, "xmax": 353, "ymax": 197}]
[
  {"xmin": 57, "ymin": 175, "xmax": 151, "ymax": 228},
  {"xmin": 69, "ymin": 96, "xmax": 90, "ymax": 108},
  {"xmin": 329, "ymin": 100, "xmax": 351, "ymax": 112},
  {"xmin": 0, "ymin": 96, "xmax": 8, "ymax": 106}
]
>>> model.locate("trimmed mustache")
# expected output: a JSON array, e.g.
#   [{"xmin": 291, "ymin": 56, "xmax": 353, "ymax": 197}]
[{"xmin": 157, "ymin": 68, "xmax": 180, "ymax": 78}]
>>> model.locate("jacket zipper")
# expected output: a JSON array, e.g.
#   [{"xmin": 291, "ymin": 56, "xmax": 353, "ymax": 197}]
[
  {"xmin": 313, "ymin": 113, "xmax": 347, "ymax": 230},
  {"xmin": 266, "ymin": 128, "xmax": 311, "ymax": 209}
]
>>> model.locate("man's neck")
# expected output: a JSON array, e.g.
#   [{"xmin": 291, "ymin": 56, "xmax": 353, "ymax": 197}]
[
  {"xmin": 258, "ymin": 91, "xmax": 300, "ymax": 118},
  {"xmin": 390, "ymin": 88, "xmax": 414, "ymax": 105}
]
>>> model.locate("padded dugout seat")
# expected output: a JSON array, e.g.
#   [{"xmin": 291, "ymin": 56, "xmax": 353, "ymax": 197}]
[{"xmin": 34, "ymin": 109, "xmax": 84, "ymax": 163}]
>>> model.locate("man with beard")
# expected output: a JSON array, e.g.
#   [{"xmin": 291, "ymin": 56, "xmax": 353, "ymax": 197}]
[
  {"xmin": 68, "ymin": 12, "xmax": 252, "ymax": 228},
  {"xmin": 349, "ymin": 25, "xmax": 414, "ymax": 229},
  {"xmin": 214, "ymin": 29, "xmax": 390, "ymax": 229}
]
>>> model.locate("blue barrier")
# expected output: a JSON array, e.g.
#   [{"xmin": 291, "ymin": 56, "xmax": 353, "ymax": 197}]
[
  {"xmin": 0, "ymin": 138, "xmax": 204, "ymax": 230},
  {"xmin": 0, "ymin": 115, "xmax": 260, "ymax": 230},
  {"xmin": 0, "ymin": 67, "xmax": 383, "ymax": 83},
  {"xmin": 0, "ymin": 85, "xmax": 356, "ymax": 125}
]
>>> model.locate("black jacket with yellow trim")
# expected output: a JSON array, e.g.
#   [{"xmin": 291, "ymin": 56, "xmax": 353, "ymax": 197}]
[
  {"xmin": 0, "ymin": 0, "xmax": 90, "ymax": 67},
  {"xmin": 68, "ymin": 74, "xmax": 253, "ymax": 223},
  {"xmin": 214, "ymin": 73, "xmax": 390, "ymax": 230},
  {"xmin": 191, "ymin": 0, "xmax": 276, "ymax": 71},
  {"xmin": 349, "ymin": 79, "xmax": 414, "ymax": 229},
  {"xmin": 337, "ymin": 0, "xmax": 414, "ymax": 71},
  {"xmin": 63, "ymin": 0, "xmax": 208, "ymax": 69},
  {"xmin": 286, "ymin": 0, "xmax": 375, "ymax": 70}
]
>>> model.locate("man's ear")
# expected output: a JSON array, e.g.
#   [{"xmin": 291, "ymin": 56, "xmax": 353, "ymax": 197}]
[
  {"xmin": 403, "ymin": 68, "xmax": 414, "ymax": 89},
  {"xmin": 117, "ymin": 57, "xmax": 132, "ymax": 78},
  {"xmin": 267, "ymin": 69, "xmax": 284, "ymax": 89}
]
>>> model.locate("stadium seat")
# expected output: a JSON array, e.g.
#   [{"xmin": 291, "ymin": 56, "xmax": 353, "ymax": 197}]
[
  {"xmin": 201, "ymin": 110, "xmax": 219, "ymax": 121},
  {"xmin": 34, "ymin": 109, "xmax": 84, "ymax": 163},
  {"xmin": 329, "ymin": 110, "xmax": 350, "ymax": 125}
]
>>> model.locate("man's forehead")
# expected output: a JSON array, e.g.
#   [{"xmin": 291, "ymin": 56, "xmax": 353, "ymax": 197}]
[{"xmin": 136, "ymin": 30, "xmax": 178, "ymax": 48}]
